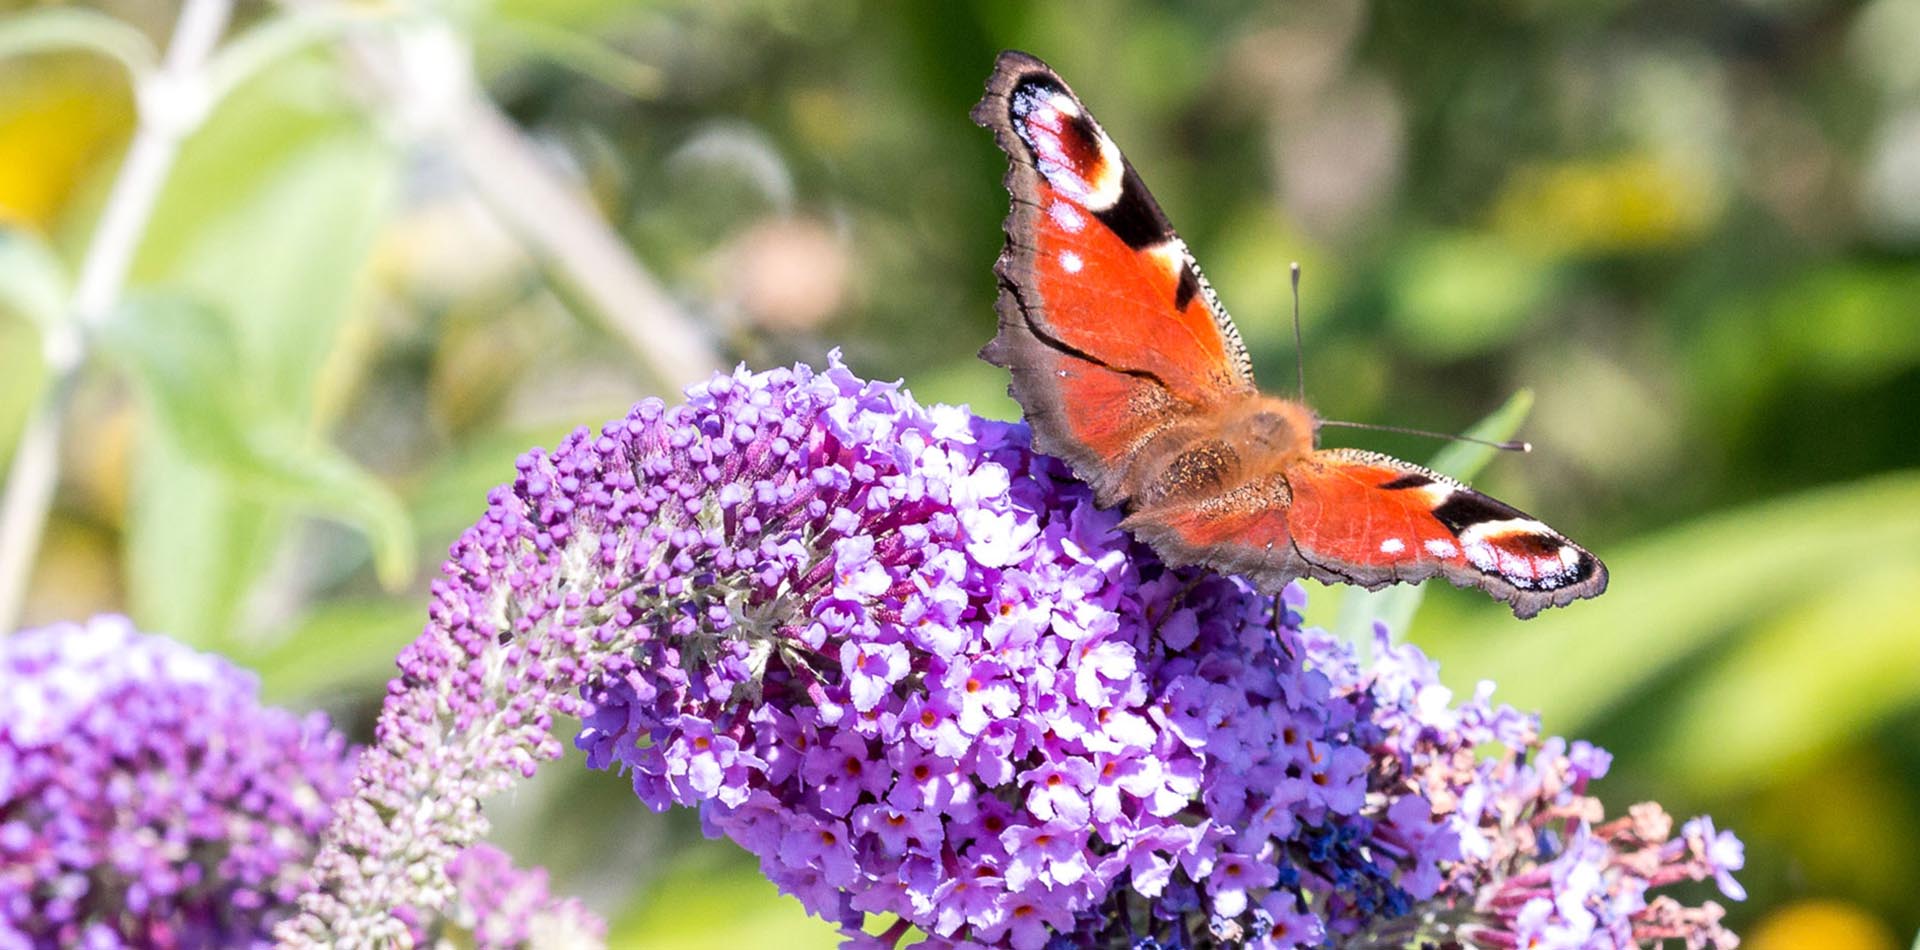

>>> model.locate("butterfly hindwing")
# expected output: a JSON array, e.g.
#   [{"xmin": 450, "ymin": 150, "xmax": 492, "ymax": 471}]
[
  {"xmin": 1123, "ymin": 450, "xmax": 1606, "ymax": 619},
  {"xmin": 1282, "ymin": 450, "xmax": 1608, "ymax": 618},
  {"xmin": 975, "ymin": 51, "xmax": 1255, "ymax": 503}
]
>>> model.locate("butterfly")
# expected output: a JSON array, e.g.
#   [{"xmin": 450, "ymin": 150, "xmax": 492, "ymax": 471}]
[{"xmin": 973, "ymin": 50, "xmax": 1606, "ymax": 619}]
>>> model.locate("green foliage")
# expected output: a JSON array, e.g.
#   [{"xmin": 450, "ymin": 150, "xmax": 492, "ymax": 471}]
[
  {"xmin": 97, "ymin": 293, "xmax": 413, "ymax": 611},
  {"xmin": 237, "ymin": 596, "xmax": 421, "ymax": 704},
  {"xmin": 1431, "ymin": 474, "xmax": 1920, "ymax": 736},
  {"xmin": 0, "ymin": 230, "xmax": 62, "ymax": 452},
  {"xmin": 109, "ymin": 54, "xmax": 404, "ymax": 647},
  {"xmin": 607, "ymin": 846, "xmax": 841, "ymax": 950},
  {"xmin": 1386, "ymin": 234, "xmax": 1554, "ymax": 360},
  {"xmin": 0, "ymin": 7, "xmax": 155, "ymax": 79},
  {"xmin": 0, "ymin": 228, "xmax": 69, "ymax": 333}
]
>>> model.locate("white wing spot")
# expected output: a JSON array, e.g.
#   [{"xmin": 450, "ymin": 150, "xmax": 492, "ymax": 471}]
[
  {"xmin": 1049, "ymin": 93, "xmax": 1081, "ymax": 119},
  {"xmin": 1457, "ymin": 518, "xmax": 1553, "ymax": 546},
  {"xmin": 1424, "ymin": 539, "xmax": 1458, "ymax": 558},
  {"xmin": 1082, "ymin": 131, "xmax": 1125, "ymax": 212},
  {"xmin": 1464, "ymin": 539, "xmax": 1500, "ymax": 573},
  {"xmin": 1049, "ymin": 201, "xmax": 1087, "ymax": 234},
  {"xmin": 1059, "ymin": 250, "xmax": 1083, "ymax": 274},
  {"xmin": 1145, "ymin": 240, "xmax": 1187, "ymax": 281},
  {"xmin": 1379, "ymin": 538, "xmax": 1405, "ymax": 555}
]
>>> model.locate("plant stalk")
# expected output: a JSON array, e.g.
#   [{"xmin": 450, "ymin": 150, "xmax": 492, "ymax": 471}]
[{"xmin": 0, "ymin": 0, "xmax": 233, "ymax": 631}]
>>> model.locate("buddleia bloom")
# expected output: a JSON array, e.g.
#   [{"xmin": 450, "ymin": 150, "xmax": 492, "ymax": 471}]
[
  {"xmin": 284, "ymin": 357, "xmax": 1740, "ymax": 949},
  {"xmin": 0, "ymin": 615, "xmax": 599, "ymax": 950},
  {"xmin": 0, "ymin": 615, "xmax": 351, "ymax": 948},
  {"xmin": 1320, "ymin": 626, "xmax": 1745, "ymax": 950}
]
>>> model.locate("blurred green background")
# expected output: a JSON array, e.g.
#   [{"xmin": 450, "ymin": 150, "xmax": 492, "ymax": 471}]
[{"xmin": 3, "ymin": 1, "xmax": 1918, "ymax": 947}]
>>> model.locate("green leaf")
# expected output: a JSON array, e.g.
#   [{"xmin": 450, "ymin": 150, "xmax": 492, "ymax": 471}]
[
  {"xmin": 98, "ymin": 294, "xmax": 414, "ymax": 594},
  {"xmin": 609, "ymin": 845, "xmax": 841, "ymax": 950},
  {"xmin": 0, "ymin": 320, "xmax": 47, "ymax": 453},
  {"xmin": 114, "ymin": 54, "xmax": 400, "ymax": 644},
  {"xmin": 1645, "ymin": 560, "xmax": 1920, "ymax": 794},
  {"xmin": 0, "ymin": 7, "xmax": 156, "ymax": 78},
  {"xmin": 203, "ymin": 7, "xmax": 374, "ymax": 107},
  {"xmin": 0, "ymin": 227, "xmax": 71, "ymax": 333},
  {"xmin": 236, "ymin": 597, "xmax": 420, "ymax": 704},
  {"xmin": 1432, "ymin": 472, "xmax": 1920, "ymax": 735},
  {"xmin": 1326, "ymin": 389, "xmax": 1534, "ymax": 644},
  {"xmin": 480, "ymin": 16, "xmax": 664, "ymax": 99}
]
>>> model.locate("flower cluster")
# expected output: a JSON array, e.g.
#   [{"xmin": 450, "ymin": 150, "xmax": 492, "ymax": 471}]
[
  {"xmin": 538, "ymin": 358, "xmax": 1735, "ymax": 948},
  {"xmin": 279, "ymin": 356, "xmax": 1742, "ymax": 949},
  {"xmin": 0, "ymin": 615, "xmax": 352, "ymax": 948},
  {"xmin": 428, "ymin": 843, "xmax": 605, "ymax": 949},
  {"xmin": 1324, "ymin": 626, "xmax": 1745, "ymax": 949},
  {"xmin": 559, "ymin": 359, "xmax": 1465, "ymax": 947},
  {"xmin": 0, "ymin": 616, "xmax": 600, "ymax": 950}
]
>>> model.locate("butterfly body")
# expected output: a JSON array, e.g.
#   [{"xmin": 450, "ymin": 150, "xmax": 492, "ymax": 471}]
[{"xmin": 975, "ymin": 51, "xmax": 1608, "ymax": 618}]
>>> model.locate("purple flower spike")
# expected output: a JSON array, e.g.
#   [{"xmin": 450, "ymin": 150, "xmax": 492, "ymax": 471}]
[
  {"xmin": 270, "ymin": 356, "xmax": 1741, "ymax": 949},
  {"xmin": 0, "ymin": 617, "xmax": 600, "ymax": 949},
  {"xmin": 436, "ymin": 843, "xmax": 605, "ymax": 948},
  {"xmin": 0, "ymin": 616, "xmax": 352, "ymax": 948},
  {"xmin": 1330, "ymin": 631, "xmax": 1746, "ymax": 950}
]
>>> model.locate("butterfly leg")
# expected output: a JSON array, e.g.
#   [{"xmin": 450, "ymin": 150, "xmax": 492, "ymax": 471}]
[
  {"xmin": 1268, "ymin": 592, "xmax": 1297, "ymax": 660},
  {"xmin": 1145, "ymin": 571, "xmax": 1207, "ymax": 633}
]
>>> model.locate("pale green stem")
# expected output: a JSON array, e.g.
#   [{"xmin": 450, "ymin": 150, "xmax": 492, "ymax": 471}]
[
  {"xmin": 295, "ymin": 8, "xmax": 722, "ymax": 391},
  {"xmin": 0, "ymin": 0, "xmax": 233, "ymax": 631}
]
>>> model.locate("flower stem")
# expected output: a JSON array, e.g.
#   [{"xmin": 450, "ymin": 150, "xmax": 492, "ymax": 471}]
[
  {"xmin": 286, "ymin": 8, "xmax": 723, "ymax": 391},
  {"xmin": 0, "ymin": 0, "xmax": 233, "ymax": 632}
]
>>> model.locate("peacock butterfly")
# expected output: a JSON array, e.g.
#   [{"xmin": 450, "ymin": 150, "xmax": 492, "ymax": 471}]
[{"xmin": 973, "ymin": 50, "xmax": 1607, "ymax": 619}]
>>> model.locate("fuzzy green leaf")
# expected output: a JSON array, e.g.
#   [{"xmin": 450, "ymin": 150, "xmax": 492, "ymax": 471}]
[
  {"xmin": 0, "ymin": 228, "xmax": 71, "ymax": 334},
  {"xmin": 98, "ymin": 294, "xmax": 414, "ymax": 595},
  {"xmin": 0, "ymin": 7, "xmax": 156, "ymax": 78}
]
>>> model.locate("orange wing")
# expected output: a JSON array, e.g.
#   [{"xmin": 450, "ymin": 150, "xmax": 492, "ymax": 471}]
[
  {"xmin": 1126, "ymin": 449, "xmax": 1607, "ymax": 619},
  {"xmin": 974, "ymin": 51, "xmax": 1254, "ymax": 506}
]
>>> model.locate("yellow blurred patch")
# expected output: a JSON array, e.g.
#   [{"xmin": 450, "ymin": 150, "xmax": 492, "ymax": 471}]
[
  {"xmin": 1750, "ymin": 753, "xmax": 1920, "ymax": 910},
  {"xmin": 1492, "ymin": 154, "xmax": 1717, "ymax": 255},
  {"xmin": 0, "ymin": 57, "xmax": 133, "ymax": 229},
  {"xmin": 1747, "ymin": 899, "xmax": 1899, "ymax": 950},
  {"xmin": 20, "ymin": 515, "xmax": 124, "ymax": 628}
]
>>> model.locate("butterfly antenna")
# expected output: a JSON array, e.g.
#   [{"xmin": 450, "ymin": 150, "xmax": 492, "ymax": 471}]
[
  {"xmin": 1290, "ymin": 262, "xmax": 1306, "ymax": 404},
  {"xmin": 1317, "ymin": 418, "xmax": 1532, "ymax": 453},
  {"xmin": 1292, "ymin": 262, "xmax": 1525, "ymax": 453}
]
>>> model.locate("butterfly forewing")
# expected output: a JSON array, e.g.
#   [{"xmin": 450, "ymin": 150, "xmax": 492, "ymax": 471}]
[{"xmin": 974, "ymin": 53, "xmax": 1258, "ymax": 505}]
